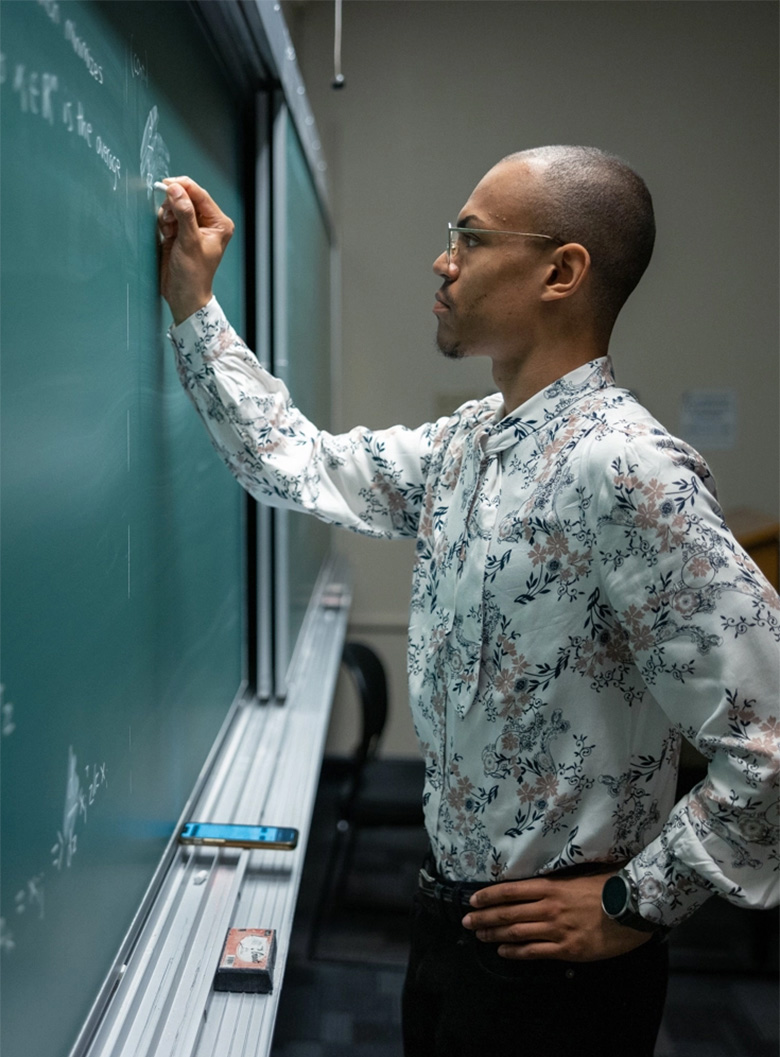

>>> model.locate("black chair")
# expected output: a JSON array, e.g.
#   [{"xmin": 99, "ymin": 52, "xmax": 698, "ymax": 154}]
[{"xmin": 308, "ymin": 641, "xmax": 426, "ymax": 957}]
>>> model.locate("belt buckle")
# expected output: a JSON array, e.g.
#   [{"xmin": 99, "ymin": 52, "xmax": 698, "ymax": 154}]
[
  {"xmin": 419, "ymin": 866, "xmax": 452, "ymax": 903},
  {"xmin": 418, "ymin": 866, "xmax": 438, "ymax": 898}
]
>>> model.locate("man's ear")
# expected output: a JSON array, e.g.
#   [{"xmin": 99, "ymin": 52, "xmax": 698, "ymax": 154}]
[{"xmin": 540, "ymin": 243, "xmax": 591, "ymax": 301}]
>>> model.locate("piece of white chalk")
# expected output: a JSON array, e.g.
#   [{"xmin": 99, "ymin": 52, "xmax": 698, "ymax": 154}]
[{"xmin": 153, "ymin": 181, "xmax": 169, "ymax": 192}]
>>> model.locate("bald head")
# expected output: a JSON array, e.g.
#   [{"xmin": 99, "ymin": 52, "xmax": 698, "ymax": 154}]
[{"xmin": 500, "ymin": 146, "xmax": 655, "ymax": 327}]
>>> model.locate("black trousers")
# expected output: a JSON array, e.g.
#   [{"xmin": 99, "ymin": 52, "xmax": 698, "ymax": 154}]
[{"xmin": 401, "ymin": 892, "xmax": 669, "ymax": 1057}]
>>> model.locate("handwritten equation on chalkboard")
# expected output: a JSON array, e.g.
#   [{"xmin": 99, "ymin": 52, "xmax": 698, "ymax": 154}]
[
  {"xmin": 0, "ymin": 744, "xmax": 108, "ymax": 955},
  {"xmin": 0, "ymin": 0, "xmax": 168, "ymax": 194}
]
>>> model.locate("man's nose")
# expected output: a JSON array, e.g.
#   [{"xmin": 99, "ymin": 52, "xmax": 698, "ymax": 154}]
[{"xmin": 433, "ymin": 250, "xmax": 457, "ymax": 278}]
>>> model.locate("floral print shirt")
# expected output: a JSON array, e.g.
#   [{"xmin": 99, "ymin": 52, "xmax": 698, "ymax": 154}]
[{"xmin": 170, "ymin": 299, "xmax": 779, "ymax": 929}]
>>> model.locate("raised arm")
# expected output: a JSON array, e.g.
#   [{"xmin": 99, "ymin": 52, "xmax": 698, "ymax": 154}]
[
  {"xmin": 169, "ymin": 300, "xmax": 439, "ymax": 539},
  {"xmin": 159, "ymin": 181, "xmax": 442, "ymax": 540}
]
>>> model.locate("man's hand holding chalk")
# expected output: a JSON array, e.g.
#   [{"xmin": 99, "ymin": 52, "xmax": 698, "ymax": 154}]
[{"xmin": 157, "ymin": 177, "xmax": 235, "ymax": 326}]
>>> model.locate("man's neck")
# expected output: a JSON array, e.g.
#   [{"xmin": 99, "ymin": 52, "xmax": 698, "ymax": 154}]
[{"xmin": 493, "ymin": 330, "xmax": 609, "ymax": 414}]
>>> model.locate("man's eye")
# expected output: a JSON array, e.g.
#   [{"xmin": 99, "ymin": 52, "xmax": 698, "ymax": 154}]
[{"xmin": 460, "ymin": 230, "xmax": 481, "ymax": 248}]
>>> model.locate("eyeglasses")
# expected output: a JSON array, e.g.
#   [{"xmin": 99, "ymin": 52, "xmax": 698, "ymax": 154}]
[{"xmin": 446, "ymin": 223, "xmax": 562, "ymax": 265}]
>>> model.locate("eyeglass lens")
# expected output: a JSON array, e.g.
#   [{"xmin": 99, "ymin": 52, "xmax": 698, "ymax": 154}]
[{"xmin": 447, "ymin": 228, "xmax": 461, "ymax": 263}]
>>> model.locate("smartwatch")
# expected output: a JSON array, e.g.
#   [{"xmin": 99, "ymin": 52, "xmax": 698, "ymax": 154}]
[{"xmin": 601, "ymin": 871, "xmax": 668, "ymax": 934}]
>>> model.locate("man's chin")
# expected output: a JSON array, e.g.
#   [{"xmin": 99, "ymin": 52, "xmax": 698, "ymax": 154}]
[{"xmin": 436, "ymin": 337, "xmax": 465, "ymax": 361}]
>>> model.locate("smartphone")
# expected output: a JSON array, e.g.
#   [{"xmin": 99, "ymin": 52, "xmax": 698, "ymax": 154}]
[{"xmin": 178, "ymin": 822, "xmax": 299, "ymax": 850}]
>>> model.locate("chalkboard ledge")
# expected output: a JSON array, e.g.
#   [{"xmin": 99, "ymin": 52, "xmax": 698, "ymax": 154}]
[{"xmin": 80, "ymin": 556, "xmax": 351, "ymax": 1057}]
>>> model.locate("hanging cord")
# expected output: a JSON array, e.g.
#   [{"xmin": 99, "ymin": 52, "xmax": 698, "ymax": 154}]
[{"xmin": 332, "ymin": 0, "xmax": 345, "ymax": 88}]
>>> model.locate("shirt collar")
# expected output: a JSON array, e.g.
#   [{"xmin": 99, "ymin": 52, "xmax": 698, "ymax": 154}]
[{"xmin": 481, "ymin": 357, "xmax": 616, "ymax": 452}]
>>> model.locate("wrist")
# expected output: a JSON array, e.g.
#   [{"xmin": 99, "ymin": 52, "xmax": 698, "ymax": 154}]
[
  {"xmin": 171, "ymin": 298, "xmax": 211, "ymax": 327},
  {"xmin": 601, "ymin": 870, "xmax": 671, "ymax": 936},
  {"xmin": 170, "ymin": 294, "xmax": 213, "ymax": 328}
]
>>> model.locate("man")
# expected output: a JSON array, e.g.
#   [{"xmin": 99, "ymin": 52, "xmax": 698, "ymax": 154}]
[{"xmin": 158, "ymin": 147, "xmax": 779, "ymax": 1055}]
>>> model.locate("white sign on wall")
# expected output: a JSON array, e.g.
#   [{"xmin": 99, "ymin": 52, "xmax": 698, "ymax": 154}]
[{"xmin": 679, "ymin": 389, "xmax": 737, "ymax": 451}]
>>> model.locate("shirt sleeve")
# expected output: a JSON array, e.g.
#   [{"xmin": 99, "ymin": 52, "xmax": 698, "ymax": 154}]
[
  {"xmin": 168, "ymin": 298, "xmax": 436, "ymax": 540},
  {"xmin": 581, "ymin": 428, "xmax": 780, "ymax": 929}
]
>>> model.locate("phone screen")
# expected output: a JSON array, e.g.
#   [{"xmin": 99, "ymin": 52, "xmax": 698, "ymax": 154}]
[{"xmin": 179, "ymin": 822, "xmax": 299, "ymax": 849}]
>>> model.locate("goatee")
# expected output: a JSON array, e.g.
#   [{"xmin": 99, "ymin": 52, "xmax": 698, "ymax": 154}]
[{"xmin": 436, "ymin": 338, "xmax": 464, "ymax": 361}]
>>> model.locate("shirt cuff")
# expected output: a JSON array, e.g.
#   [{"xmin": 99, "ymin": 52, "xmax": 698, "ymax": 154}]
[
  {"xmin": 624, "ymin": 844, "xmax": 714, "ymax": 931},
  {"xmin": 167, "ymin": 297, "xmax": 292, "ymax": 411},
  {"xmin": 168, "ymin": 297, "xmax": 227, "ymax": 361}
]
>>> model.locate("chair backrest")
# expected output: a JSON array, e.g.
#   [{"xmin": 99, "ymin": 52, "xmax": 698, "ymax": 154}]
[{"xmin": 341, "ymin": 641, "xmax": 389, "ymax": 768}]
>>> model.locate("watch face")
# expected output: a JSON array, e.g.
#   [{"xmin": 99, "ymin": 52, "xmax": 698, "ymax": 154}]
[{"xmin": 602, "ymin": 874, "xmax": 630, "ymax": 917}]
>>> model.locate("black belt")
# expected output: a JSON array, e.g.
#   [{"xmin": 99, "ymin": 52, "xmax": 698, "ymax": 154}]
[
  {"xmin": 416, "ymin": 857, "xmax": 620, "ymax": 921},
  {"xmin": 417, "ymin": 866, "xmax": 486, "ymax": 906},
  {"xmin": 415, "ymin": 862, "xmax": 491, "ymax": 926}
]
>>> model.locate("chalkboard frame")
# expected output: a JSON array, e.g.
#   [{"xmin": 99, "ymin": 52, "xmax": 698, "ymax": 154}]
[{"xmin": 271, "ymin": 98, "xmax": 336, "ymax": 698}]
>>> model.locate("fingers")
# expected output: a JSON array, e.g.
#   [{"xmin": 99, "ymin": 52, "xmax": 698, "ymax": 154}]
[
  {"xmin": 466, "ymin": 911, "xmax": 566, "ymax": 959},
  {"xmin": 462, "ymin": 902, "xmax": 542, "ymax": 931},
  {"xmin": 462, "ymin": 877, "xmax": 586, "ymax": 955},
  {"xmin": 462, "ymin": 880, "xmax": 548, "ymax": 931},
  {"xmin": 161, "ymin": 181, "xmax": 201, "ymax": 248},
  {"xmin": 162, "ymin": 175, "xmax": 218, "ymax": 217},
  {"xmin": 463, "ymin": 897, "xmax": 556, "ymax": 941},
  {"xmin": 155, "ymin": 177, "xmax": 234, "ymax": 253},
  {"xmin": 163, "ymin": 176, "xmax": 235, "ymax": 244},
  {"xmin": 473, "ymin": 921, "xmax": 554, "ymax": 945},
  {"xmin": 157, "ymin": 202, "xmax": 178, "ymax": 242},
  {"xmin": 497, "ymin": 941, "xmax": 560, "ymax": 961},
  {"xmin": 468, "ymin": 879, "xmax": 545, "ymax": 908}
]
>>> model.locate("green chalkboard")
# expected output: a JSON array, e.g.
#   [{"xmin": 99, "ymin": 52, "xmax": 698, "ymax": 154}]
[
  {"xmin": 0, "ymin": 3, "xmax": 246, "ymax": 1055},
  {"xmin": 274, "ymin": 105, "xmax": 333, "ymax": 689}
]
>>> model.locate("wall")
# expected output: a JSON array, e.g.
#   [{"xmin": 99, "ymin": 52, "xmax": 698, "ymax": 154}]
[{"xmin": 284, "ymin": 0, "xmax": 779, "ymax": 757}]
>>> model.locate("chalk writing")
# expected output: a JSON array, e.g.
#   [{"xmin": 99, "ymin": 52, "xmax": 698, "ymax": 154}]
[
  {"xmin": 131, "ymin": 43, "xmax": 149, "ymax": 87},
  {"xmin": 76, "ymin": 99, "xmax": 92, "ymax": 144},
  {"xmin": 87, "ymin": 761, "xmax": 109, "ymax": 806},
  {"xmin": 2, "ymin": 0, "xmax": 128, "ymax": 191},
  {"xmin": 51, "ymin": 746, "xmax": 107, "ymax": 871},
  {"xmin": 1, "ymin": 743, "xmax": 108, "ymax": 954},
  {"xmin": 37, "ymin": 0, "xmax": 61, "ymax": 26},
  {"xmin": 2, "ymin": 703, "xmax": 15, "ymax": 738},
  {"xmin": 0, "ymin": 919, "xmax": 15, "ymax": 953},
  {"xmin": 0, "ymin": 685, "xmax": 15, "ymax": 737},
  {"xmin": 96, "ymin": 134, "xmax": 121, "ymax": 189},
  {"xmin": 11, "ymin": 63, "xmax": 59, "ymax": 124},
  {"xmin": 64, "ymin": 19, "xmax": 103, "ymax": 84},
  {"xmin": 15, "ymin": 874, "xmax": 45, "ymax": 921},
  {"xmin": 3, "ymin": 54, "xmax": 124, "ymax": 190},
  {"xmin": 51, "ymin": 746, "xmax": 80, "ymax": 871},
  {"xmin": 140, "ymin": 106, "xmax": 170, "ymax": 198},
  {"xmin": 50, "ymin": 828, "xmax": 77, "ymax": 875}
]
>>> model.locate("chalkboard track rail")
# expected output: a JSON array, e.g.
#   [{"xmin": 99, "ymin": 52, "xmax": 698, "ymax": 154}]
[{"xmin": 78, "ymin": 556, "xmax": 351, "ymax": 1057}]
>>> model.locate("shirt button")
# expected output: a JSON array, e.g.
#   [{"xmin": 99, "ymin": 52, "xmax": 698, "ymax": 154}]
[{"xmin": 565, "ymin": 968, "xmax": 575, "ymax": 980}]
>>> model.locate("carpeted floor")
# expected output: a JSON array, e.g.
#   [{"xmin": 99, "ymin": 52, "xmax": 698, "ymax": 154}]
[{"xmin": 271, "ymin": 759, "xmax": 779, "ymax": 1057}]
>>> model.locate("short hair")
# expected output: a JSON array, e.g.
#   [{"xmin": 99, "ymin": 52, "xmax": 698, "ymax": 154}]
[{"xmin": 504, "ymin": 146, "xmax": 655, "ymax": 325}]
